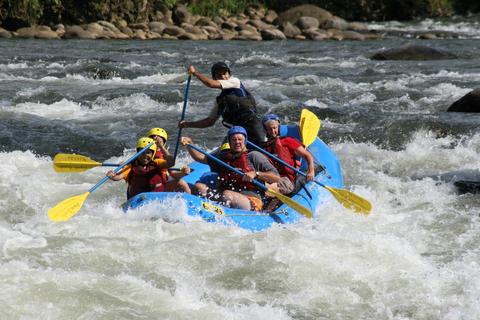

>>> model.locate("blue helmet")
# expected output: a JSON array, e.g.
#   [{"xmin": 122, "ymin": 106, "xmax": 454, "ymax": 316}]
[
  {"xmin": 261, "ymin": 114, "xmax": 280, "ymax": 127},
  {"xmin": 227, "ymin": 126, "xmax": 247, "ymax": 140}
]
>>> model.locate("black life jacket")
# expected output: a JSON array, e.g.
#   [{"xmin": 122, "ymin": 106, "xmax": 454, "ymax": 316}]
[
  {"xmin": 216, "ymin": 82, "xmax": 257, "ymax": 124},
  {"xmin": 216, "ymin": 83, "xmax": 266, "ymax": 145}
]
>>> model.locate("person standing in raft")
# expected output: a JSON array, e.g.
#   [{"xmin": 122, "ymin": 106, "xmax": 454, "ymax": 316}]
[
  {"xmin": 179, "ymin": 62, "xmax": 266, "ymax": 146},
  {"xmin": 146, "ymin": 127, "xmax": 191, "ymax": 194},
  {"xmin": 262, "ymin": 114, "xmax": 316, "ymax": 195},
  {"xmin": 106, "ymin": 137, "xmax": 187, "ymax": 199},
  {"xmin": 180, "ymin": 126, "xmax": 280, "ymax": 211}
]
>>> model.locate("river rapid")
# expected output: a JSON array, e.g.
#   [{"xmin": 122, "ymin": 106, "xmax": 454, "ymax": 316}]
[{"xmin": 1, "ymin": 18, "xmax": 480, "ymax": 319}]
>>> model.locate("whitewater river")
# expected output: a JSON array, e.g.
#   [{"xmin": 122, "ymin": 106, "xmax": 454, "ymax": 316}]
[{"xmin": 1, "ymin": 19, "xmax": 480, "ymax": 319}]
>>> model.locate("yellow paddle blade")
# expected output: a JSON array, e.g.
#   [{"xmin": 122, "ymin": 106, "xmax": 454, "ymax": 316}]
[
  {"xmin": 48, "ymin": 191, "xmax": 90, "ymax": 222},
  {"xmin": 324, "ymin": 186, "xmax": 372, "ymax": 215},
  {"xmin": 53, "ymin": 154, "xmax": 102, "ymax": 173},
  {"xmin": 300, "ymin": 109, "xmax": 321, "ymax": 147},
  {"xmin": 267, "ymin": 188, "xmax": 313, "ymax": 218}
]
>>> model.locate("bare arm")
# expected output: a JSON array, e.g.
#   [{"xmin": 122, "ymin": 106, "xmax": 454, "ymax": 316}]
[
  {"xmin": 106, "ymin": 170, "xmax": 126, "ymax": 181},
  {"xmin": 179, "ymin": 116, "xmax": 217, "ymax": 128},
  {"xmin": 181, "ymin": 136, "xmax": 208, "ymax": 164},
  {"xmin": 295, "ymin": 146, "xmax": 315, "ymax": 181},
  {"xmin": 155, "ymin": 136, "xmax": 174, "ymax": 166},
  {"xmin": 243, "ymin": 170, "xmax": 280, "ymax": 184},
  {"xmin": 189, "ymin": 65, "xmax": 222, "ymax": 89}
]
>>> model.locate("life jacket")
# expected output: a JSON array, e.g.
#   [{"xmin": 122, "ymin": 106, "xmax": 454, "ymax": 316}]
[
  {"xmin": 263, "ymin": 137, "xmax": 297, "ymax": 183},
  {"xmin": 154, "ymin": 148, "xmax": 170, "ymax": 183},
  {"xmin": 216, "ymin": 82, "xmax": 257, "ymax": 125},
  {"xmin": 216, "ymin": 83, "xmax": 266, "ymax": 145},
  {"xmin": 218, "ymin": 151, "xmax": 257, "ymax": 191},
  {"xmin": 127, "ymin": 160, "xmax": 167, "ymax": 199}
]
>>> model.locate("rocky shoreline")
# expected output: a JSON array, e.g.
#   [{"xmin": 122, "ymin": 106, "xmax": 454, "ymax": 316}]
[{"xmin": 0, "ymin": 4, "xmax": 381, "ymax": 41}]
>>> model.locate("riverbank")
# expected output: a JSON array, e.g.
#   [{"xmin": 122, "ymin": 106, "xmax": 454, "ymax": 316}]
[{"xmin": 0, "ymin": 4, "xmax": 381, "ymax": 41}]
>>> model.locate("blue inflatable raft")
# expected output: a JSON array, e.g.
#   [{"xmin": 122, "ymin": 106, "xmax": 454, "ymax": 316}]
[{"xmin": 122, "ymin": 124, "xmax": 343, "ymax": 231}]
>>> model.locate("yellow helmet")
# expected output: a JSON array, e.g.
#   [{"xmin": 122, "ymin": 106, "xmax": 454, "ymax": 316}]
[
  {"xmin": 220, "ymin": 142, "xmax": 231, "ymax": 151},
  {"xmin": 136, "ymin": 137, "xmax": 157, "ymax": 154},
  {"xmin": 146, "ymin": 127, "xmax": 168, "ymax": 142}
]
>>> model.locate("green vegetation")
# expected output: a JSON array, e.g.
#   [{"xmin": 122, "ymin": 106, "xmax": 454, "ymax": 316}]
[{"xmin": 188, "ymin": 0, "xmax": 259, "ymax": 17}]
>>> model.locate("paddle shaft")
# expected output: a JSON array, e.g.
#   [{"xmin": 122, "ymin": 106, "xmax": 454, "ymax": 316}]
[
  {"xmin": 89, "ymin": 142, "xmax": 155, "ymax": 193},
  {"xmin": 173, "ymin": 75, "xmax": 191, "ymax": 163},
  {"xmin": 188, "ymin": 144, "xmax": 267, "ymax": 192}
]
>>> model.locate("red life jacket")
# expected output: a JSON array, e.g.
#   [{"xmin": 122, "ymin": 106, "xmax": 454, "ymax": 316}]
[
  {"xmin": 263, "ymin": 137, "xmax": 297, "ymax": 182},
  {"xmin": 127, "ymin": 161, "xmax": 167, "ymax": 199},
  {"xmin": 154, "ymin": 149, "xmax": 169, "ymax": 183},
  {"xmin": 219, "ymin": 151, "xmax": 257, "ymax": 191}
]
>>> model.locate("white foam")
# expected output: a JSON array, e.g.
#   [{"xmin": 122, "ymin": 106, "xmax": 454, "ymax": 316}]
[{"xmin": 11, "ymin": 98, "xmax": 87, "ymax": 120}]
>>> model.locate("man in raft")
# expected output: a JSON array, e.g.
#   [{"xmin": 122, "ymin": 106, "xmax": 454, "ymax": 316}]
[
  {"xmin": 106, "ymin": 137, "xmax": 189, "ymax": 199},
  {"xmin": 179, "ymin": 62, "xmax": 266, "ymax": 146},
  {"xmin": 262, "ymin": 114, "xmax": 316, "ymax": 195},
  {"xmin": 181, "ymin": 126, "xmax": 280, "ymax": 211}
]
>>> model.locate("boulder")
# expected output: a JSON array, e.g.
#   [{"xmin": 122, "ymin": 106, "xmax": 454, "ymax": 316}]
[
  {"xmin": 181, "ymin": 23, "xmax": 203, "ymax": 35},
  {"xmin": 328, "ymin": 29, "xmax": 344, "ymax": 40},
  {"xmin": 276, "ymin": 4, "xmax": 333, "ymax": 27},
  {"xmin": 172, "ymin": 4, "xmax": 191, "ymax": 25},
  {"xmin": 418, "ymin": 33, "xmax": 437, "ymax": 39},
  {"xmin": 261, "ymin": 28, "xmax": 287, "ymax": 40},
  {"xmin": 296, "ymin": 16, "xmax": 319, "ymax": 30},
  {"xmin": 303, "ymin": 28, "xmax": 330, "ymax": 40},
  {"xmin": 195, "ymin": 17, "xmax": 218, "ymax": 28},
  {"xmin": 64, "ymin": 25, "xmax": 96, "ymax": 39},
  {"xmin": 0, "ymin": 27, "xmax": 12, "ymax": 38},
  {"xmin": 134, "ymin": 29, "xmax": 147, "ymax": 40},
  {"xmin": 246, "ymin": 5, "xmax": 265, "ymax": 20},
  {"xmin": 147, "ymin": 31, "xmax": 162, "ymax": 39},
  {"xmin": 148, "ymin": 21, "xmax": 166, "ymax": 34},
  {"xmin": 161, "ymin": 34, "xmax": 178, "ymax": 40},
  {"xmin": 447, "ymin": 89, "xmax": 480, "ymax": 113},
  {"xmin": 248, "ymin": 19, "xmax": 273, "ymax": 31},
  {"xmin": 163, "ymin": 25, "xmax": 186, "ymax": 37},
  {"xmin": 322, "ymin": 16, "xmax": 349, "ymax": 30},
  {"xmin": 263, "ymin": 10, "xmax": 278, "ymax": 24},
  {"xmin": 237, "ymin": 23, "xmax": 258, "ymax": 33},
  {"xmin": 86, "ymin": 23, "xmax": 104, "ymax": 35},
  {"xmin": 371, "ymin": 45, "xmax": 457, "ymax": 60},
  {"xmin": 348, "ymin": 22, "xmax": 369, "ymax": 31},
  {"xmin": 16, "ymin": 27, "xmax": 37, "ymax": 38},
  {"xmin": 120, "ymin": 26, "xmax": 134, "ymax": 37},
  {"xmin": 130, "ymin": 22, "xmax": 149, "ymax": 31},
  {"xmin": 213, "ymin": 16, "xmax": 224, "ymax": 25},
  {"xmin": 202, "ymin": 25, "xmax": 220, "ymax": 35},
  {"xmin": 341, "ymin": 30, "xmax": 365, "ymax": 41},
  {"xmin": 281, "ymin": 22, "xmax": 301, "ymax": 38},
  {"xmin": 220, "ymin": 30, "xmax": 237, "ymax": 40},
  {"xmin": 179, "ymin": 32, "xmax": 201, "ymax": 40},
  {"xmin": 221, "ymin": 21, "xmax": 237, "ymax": 30},
  {"xmin": 234, "ymin": 31, "xmax": 262, "ymax": 41},
  {"xmin": 35, "ymin": 28, "xmax": 59, "ymax": 39},
  {"xmin": 98, "ymin": 20, "xmax": 120, "ymax": 32}
]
